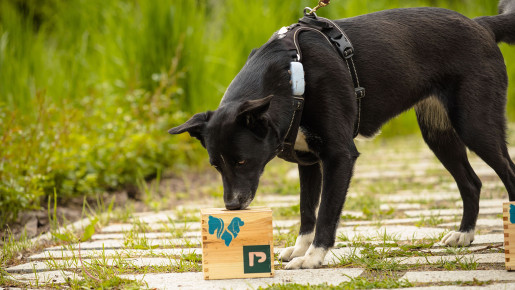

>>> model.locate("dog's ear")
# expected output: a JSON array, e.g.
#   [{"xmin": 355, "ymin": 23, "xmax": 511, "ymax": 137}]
[
  {"xmin": 247, "ymin": 48, "xmax": 258, "ymax": 61},
  {"xmin": 238, "ymin": 95, "xmax": 273, "ymax": 117},
  {"xmin": 168, "ymin": 111, "xmax": 213, "ymax": 144},
  {"xmin": 237, "ymin": 95, "xmax": 273, "ymax": 139}
]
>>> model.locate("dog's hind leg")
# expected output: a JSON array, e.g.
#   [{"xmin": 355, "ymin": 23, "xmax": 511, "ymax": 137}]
[
  {"xmin": 450, "ymin": 94, "xmax": 515, "ymax": 203},
  {"xmin": 443, "ymin": 73, "xmax": 515, "ymax": 204},
  {"xmin": 415, "ymin": 97, "xmax": 482, "ymax": 246},
  {"xmin": 279, "ymin": 162, "xmax": 322, "ymax": 262}
]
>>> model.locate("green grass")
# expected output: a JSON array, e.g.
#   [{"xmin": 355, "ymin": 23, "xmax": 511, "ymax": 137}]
[
  {"xmin": 275, "ymin": 225, "xmax": 299, "ymax": 248},
  {"xmin": 415, "ymin": 214, "xmax": 444, "ymax": 228},
  {"xmin": 0, "ymin": 229, "xmax": 33, "ymax": 269},
  {"xmin": 274, "ymin": 204, "xmax": 301, "ymax": 219},
  {"xmin": 435, "ymin": 255, "xmax": 479, "ymax": 270}
]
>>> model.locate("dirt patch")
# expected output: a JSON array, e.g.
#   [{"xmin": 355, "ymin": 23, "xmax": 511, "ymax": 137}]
[{"xmin": 0, "ymin": 169, "xmax": 221, "ymax": 244}]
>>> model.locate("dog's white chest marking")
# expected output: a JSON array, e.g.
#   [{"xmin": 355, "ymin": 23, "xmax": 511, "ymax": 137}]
[{"xmin": 294, "ymin": 130, "xmax": 310, "ymax": 152}]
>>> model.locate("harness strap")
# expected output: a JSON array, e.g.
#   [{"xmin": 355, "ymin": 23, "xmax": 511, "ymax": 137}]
[
  {"xmin": 299, "ymin": 15, "xmax": 365, "ymax": 137},
  {"xmin": 276, "ymin": 13, "xmax": 365, "ymax": 165},
  {"xmin": 277, "ymin": 25, "xmax": 329, "ymax": 166}
]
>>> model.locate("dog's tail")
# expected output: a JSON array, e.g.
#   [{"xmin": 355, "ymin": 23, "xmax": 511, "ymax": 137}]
[{"xmin": 475, "ymin": 0, "xmax": 515, "ymax": 44}]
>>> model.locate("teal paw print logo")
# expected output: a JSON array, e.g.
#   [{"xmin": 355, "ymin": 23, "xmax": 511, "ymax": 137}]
[
  {"xmin": 510, "ymin": 204, "xmax": 515, "ymax": 224},
  {"xmin": 208, "ymin": 216, "xmax": 245, "ymax": 246}
]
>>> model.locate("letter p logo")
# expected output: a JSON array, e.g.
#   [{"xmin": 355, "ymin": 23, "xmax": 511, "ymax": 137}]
[
  {"xmin": 243, "ymin": 245, "xmax": 271, "ymax": 274},
  {"xmin": 248, "ymin": 252, "xmax": 267, "ymax": 267}
]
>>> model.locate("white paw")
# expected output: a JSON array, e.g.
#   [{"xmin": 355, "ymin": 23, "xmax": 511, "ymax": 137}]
[
  {"xmin": 440, "ymin": 230, "xmax": 474, "ymax": 247},
  {"xmin": 279, "ymin": 233, "xmax": 314, "ymax": 262},
  {"xmin": 279, "ymin": 246, "xmax": 298, "ymax": 262},
  {"xmin": 285, "ymin": 245, "xmax": 327, "ymax": 270}
]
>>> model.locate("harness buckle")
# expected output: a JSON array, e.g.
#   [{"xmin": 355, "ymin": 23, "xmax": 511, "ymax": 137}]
[
  {"xmin": 343, "ymin": 47, "xmax": 354, "ymax": 59},
  {"xmin": 355, "ymin": 87, "xmax": 365, "ymax": 99},
  {"xmin": 330, "ymin": 35, "xmax": 354, "ymax": 59}
]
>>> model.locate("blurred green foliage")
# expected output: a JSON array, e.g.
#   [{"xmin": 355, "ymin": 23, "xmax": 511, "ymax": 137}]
[{"xmin": 0, "ymin": 0, "xmax": 513, "ymax": 225}]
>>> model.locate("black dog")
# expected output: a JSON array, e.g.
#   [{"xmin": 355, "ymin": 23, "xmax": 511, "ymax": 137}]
[{"xmin": 169, "ymin": 0, "xmax": 515, "ymax": 269}]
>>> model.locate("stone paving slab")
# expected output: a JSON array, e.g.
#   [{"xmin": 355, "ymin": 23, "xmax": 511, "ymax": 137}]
[
  {"xmin": 404, "ymin": 207, "xmax": 501, "ymax": 217},
  {"xmin": 45, "ymin": 238, "xmax": 201, "ymax": 251},
  {"xmin": 356, "ymin": 160, "xmax": 440, "ymax": 171},
  {"xmin": 354, "ymin": 169, "xmax": 428, "ymax": 179},
  {"xmin": 99, "ymin": 219, "xmax": 300, "ymax": 233},
  {"xmin": 379, "ymin": 203, "xmax": 422, "ymax": 211},
  {"xmin": 340, "ymin": 211, "xmax": 366, "ymax": 218},
  {"xmin": 401, "ymin": 270, "xmax": 515, "ymax": 283},
  {"xmin": 91, "ymin": 229, "xmax": 286, "ymax": 240},
  {"xmin": 341, "ymin": 217, "xmax": 425, "ymax": 227},
  {"xmin": 100, "ymin": 223, "xmax": 187, "ymax": 233},
  {"xmin": 258, "ymin": 195, "xmax": 299, "ymax": 202},
  {"xmin": 91, "ymin": 232, "xmax": 181, "ymax": 240},
  {"xmin": 131, "ymin": 211, "xmax": 176, "ymax": 222},
  {"xmin": 8, "ymin": 270, "xmax": 82, "ymax": 284},
  {"xmin": 265, "ymin": 202, "xmax": 299, "ymax": 208},
  {"xmin": 386, "ymin": 283, "xmax": 515, "ymax": 290},
  {"xmin": 120, "ymin": 268, "xmax": 364, "ymax": 289},
  {"xmin": 389, "ymin": 253, "xmax": 505, "ymax": 265},
  {"xmin": 465, "ymin": 234, "xmax": 504, "ymax": 244},
  {"xmin": 438, "ymin": 219, "xmax": 503, "ymax": 229},
  {"xmin": 6, "ymin": 257, "xmax": 178, "ymax": 273},
  {"xmin": 379, "ymin": 193, "xmax": 462, "ymax": 203},
  {"xmin": 336, "ymin": 225, "xmax": 446, "ymax": 240},
  {"xmin": 465, "ymin": 199, "xmax": 506, "ymax": 208},
  {"xmin": 28, "ymin": 248, "xmax": 201, "ymax": 260}
]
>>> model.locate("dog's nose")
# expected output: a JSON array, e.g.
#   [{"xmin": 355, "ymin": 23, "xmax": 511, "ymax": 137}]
[{"xmin": 225, "ymin": 199, "xmax": 242, "ymax": 210}]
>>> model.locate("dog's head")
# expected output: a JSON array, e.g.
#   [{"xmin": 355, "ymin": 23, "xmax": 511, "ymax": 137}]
[{"xmin": 169, "ymin": 40, "xmax": 292, "ymax": 210}]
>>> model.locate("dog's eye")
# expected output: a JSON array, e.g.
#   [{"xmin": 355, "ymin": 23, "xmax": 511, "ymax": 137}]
[{"xmin": 237, "ymin": 160, "xmax": 246, "ymax": 166}]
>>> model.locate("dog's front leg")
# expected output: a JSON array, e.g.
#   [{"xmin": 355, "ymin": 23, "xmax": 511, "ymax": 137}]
[
  {"xmin": 279, "ymin": 162, "xmax": 322, "ymax": 262},
  {"xmin": 286, "ymin": 146, "xmax": 358, "ymax": 269}
]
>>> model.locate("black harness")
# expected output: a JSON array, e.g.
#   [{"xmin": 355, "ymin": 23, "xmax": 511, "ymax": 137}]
[{"xmin": 277, "ymin": 13, "xmax": 365, "ymax": 166}]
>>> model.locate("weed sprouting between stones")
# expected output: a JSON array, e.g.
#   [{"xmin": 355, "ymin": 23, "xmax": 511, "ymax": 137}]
[
  {"xmin": 162, "ymin": 217, "xmax": 191, "ymax": 239},
  {"xmin": 0, "ymin": 229, "xmax": 33, "ymax": 268},
  {"xmin": 333, "ymin": 244, "xmax": 410, "ymax": 271},
  {"xmin": 123, "ymin": 231, "xmax": 159, "ymax": 250},
  {"xmin": 274, "ymin": 204, "xmax": 300, "ymax": 219},
  {"xmin": 415, "ymin": 214, "xmax": 444, "ymax": 228},
  {"xmin": 434, "ymin": 255, "xmax": 479, "ymax": 270},
  {"xmin": 275, "ymin": 225, "xmax": 299, "ymax": 248}
]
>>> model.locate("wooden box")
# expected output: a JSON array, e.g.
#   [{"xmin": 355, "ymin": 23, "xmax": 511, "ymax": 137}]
[
  {"xmin": 201, "ymin": 207, "xmax": 274, "ymax": 280},
  {"xmin": 504, "ymin": 202, "xmax": 515, "ymax": 270}
]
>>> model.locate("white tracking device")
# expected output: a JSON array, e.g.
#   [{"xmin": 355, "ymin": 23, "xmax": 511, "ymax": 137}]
[{"xmin": 290, "ymin": 61, "xmax": 305, "ymax": 96}]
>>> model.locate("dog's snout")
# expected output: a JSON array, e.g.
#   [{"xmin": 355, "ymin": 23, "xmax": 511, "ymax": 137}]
[{"xmin": 225, "ymin": 199, "xmax": 242, "ymax": 210}]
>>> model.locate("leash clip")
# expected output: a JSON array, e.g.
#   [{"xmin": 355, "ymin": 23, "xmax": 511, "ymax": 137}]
[{"xmin": 304, "ymin": 0, "xmax": 330, "ymax": 16}]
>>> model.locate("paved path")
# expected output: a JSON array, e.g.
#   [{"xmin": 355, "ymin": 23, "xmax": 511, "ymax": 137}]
[{"xmin": 4, "ymin": 138, "xmax": 515, "ymax": 289}]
